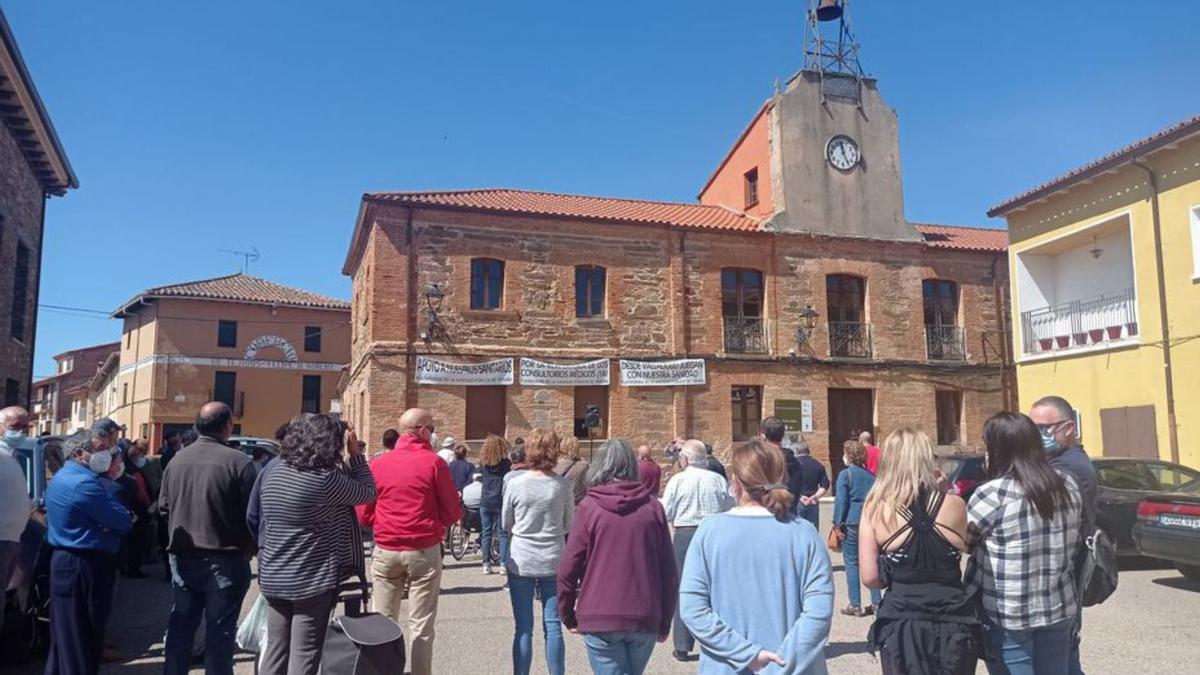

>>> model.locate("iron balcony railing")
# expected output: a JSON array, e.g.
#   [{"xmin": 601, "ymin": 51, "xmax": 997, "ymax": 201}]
[
  {"xmin": 1020, "ymin": 287, "xmax": 1138, "ymax": 355},
  {"xmin": 723, "ymin": 316, "xmax": 768, "ymax": 354},
  {"xmin": 829, "ymin": 321, "xmax": 872, "ymax": 358},
  {"xmin": 926, "ymin": 325, "xmax": 966, "ymax": 361}
]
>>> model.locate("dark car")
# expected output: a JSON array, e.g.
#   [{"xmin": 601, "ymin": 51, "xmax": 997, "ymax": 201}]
[
  {"xmin": 1092, "ymin": 458, "xmax": 1200, "ymax": 555},
  {"xmin": 934, "ymin": 452, "xmax": 987, "ymax": 501},
  {"xmin": 226, "ymin": 435, "xmax": 280, "ymax": 463},
  {"xmin": 1132, "ymin": 477, "xmax": 1200, "ymax": 581}
]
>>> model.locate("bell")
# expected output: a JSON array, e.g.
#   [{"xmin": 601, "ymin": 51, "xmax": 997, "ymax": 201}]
[{"xmin": 815, "ymin": 0, "xmax": 844, "ymax": 22}]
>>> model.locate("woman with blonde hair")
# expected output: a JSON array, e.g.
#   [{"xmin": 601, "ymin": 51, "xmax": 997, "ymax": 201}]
[
  {"xmin": 679, "ymin": 439, "xmax": 833, "ymax": 674},
  {"xmin": 859, "ymin": 428, "xmax": 980, "ymax": 674},
  {"xmin": 479, "ymin": 434, "xmax": 512, "ymax": 575},
  {"xmin": 503, "ymin": 428, "xmax": 574, "ymax": 675},
  {"xmin": 833, "ymin": 439, "xmax": 880, "ymax": 616},
  {"xmin": 555, "ymin": 434, "xmax": 590, "ymax": 505}
]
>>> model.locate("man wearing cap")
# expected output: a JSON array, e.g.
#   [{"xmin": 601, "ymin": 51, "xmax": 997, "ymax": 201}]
[
  {"xmin": 436, "ymin": 436, "xmax": 457, "ymax": 464},
  {"xmin": 159, "ymin": 402, "xmax": 257, "ymax": 675},
  {"xmin": 42, "ymin": 420, "xmax": 131, "ymax": 675},
  {"xmin": 0, "ymin": 406, "xmax": 34, "ymax": 610}
]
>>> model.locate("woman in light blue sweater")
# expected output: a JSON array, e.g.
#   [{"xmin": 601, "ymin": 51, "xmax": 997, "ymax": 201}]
[{"xmin": 680, "ymin": 439, "xmax": 833, "ymax": 675}]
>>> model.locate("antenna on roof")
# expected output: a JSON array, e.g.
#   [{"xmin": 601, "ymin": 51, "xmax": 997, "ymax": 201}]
[{"xmin": 219, "ymin": 247, "xmax": 260, "ymax": 273}]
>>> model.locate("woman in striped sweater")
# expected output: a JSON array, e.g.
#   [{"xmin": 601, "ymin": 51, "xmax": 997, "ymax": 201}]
[{"xmin": 257, "ymin": 413, "xmax": 377, "ymax": 675}]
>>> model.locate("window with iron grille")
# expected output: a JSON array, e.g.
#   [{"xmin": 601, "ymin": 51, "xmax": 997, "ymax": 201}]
[
  {"xmin": 304, "ymin": 326, "xmax": 322, "ymax": 352},
  {"xmin": 722, "ymin": 269, "xmax": 766, "ymax": 353},
  {"xmin": 826, "ymin": 275, "xmax": 864, "ymax": 323},
  {"xmin": 302, "ymin": 375, "xmax": 321, "ymax": 414},
  {"xmin": 470, "ymin": 258, "xmax": 504, "ymax": 310},
  {"xmin": 923, "ymin": 279, "xmax": 958, "ymax": 327},
  {"xmin": 575, "ymin": 266, "xmax": 606, "ymax": 318},
  {"xmin": 217, "ymin": 320, "xmax": 238, "ymax": 348}
]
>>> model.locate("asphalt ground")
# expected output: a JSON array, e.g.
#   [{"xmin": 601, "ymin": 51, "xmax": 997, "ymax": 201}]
[{"xmin": 7, "ymin": 524, "xmax": 1199, "ymax": 675}]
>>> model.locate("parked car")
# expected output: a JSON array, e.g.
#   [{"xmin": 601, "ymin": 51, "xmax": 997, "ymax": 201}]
[
  {"xmin": 1092, "ymin": 458, "xmax": 1199, "ymax": 555},
  {"xmin": 934, "ymin": 452, "xmax": 987, "ymax": 501},
  {"xmin": 226, "ymin": 436, "xmax": 280, "ymax": 463},
  {"xmin": 1132, "ymin": 476, "xmax": 1200, "ymax": 581}
]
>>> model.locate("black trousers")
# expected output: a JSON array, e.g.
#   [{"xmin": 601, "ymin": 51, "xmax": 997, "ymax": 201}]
[
  {"xmin": 672, "ymin": 526, "xmax": 698, "ymax": 654},
  {"xmin": 44, "ymin": 548, "xmax": 118, "ymax": 675}
]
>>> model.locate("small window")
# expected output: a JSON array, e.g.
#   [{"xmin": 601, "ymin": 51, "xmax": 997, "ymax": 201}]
[
  {"xmin": 575, "ymin": 266, "xmax": 606, "ymax": 318},
  {"xmin": 470, "ymin": 258, "xmax": 504, "ymax": 310},
  {"xmin": 59, "ymin": 358, "xmax": 74, "ymax": 374},
  {"xmin": 304, "ymin": 326, "xmax": 322, "ymax": 352},
  {"xmin": 10, "ymin": 242, "xmax": 30, "ymax": 341},
  {"xmin": 4, "ymin": 379, "xmax": 19, "ymax": 407},
  {"xmin": 731, "ymin": 385, "xmax": 762, "ymax": 442},
  {"xmin": 125, "ymin": 331, "xmax": 131, "ymax": 349},
  {"xmin": 218, "ymin": 320, "xmax": 238, "ymax": 348},
  {"xmin": 140, "ymin": 423, "xmax": 148, "ymax": 439},
  {"xmin": 122, "ymin": 383, "xmax": 129, "ymax": 406},
  {"xmin": 935, "ymin": 390, "xmax": 962, "ymax": 445},
  {"xmin": 744, "ymin": 167, "xmax": 759, "ymax": 208},
  {"xmin": 213, "ymin": 371, "xmax": 237, "ymax": 408},
  {"xmin": 301, "ymin": 375, "xmax": 322, "ymax": 414}
]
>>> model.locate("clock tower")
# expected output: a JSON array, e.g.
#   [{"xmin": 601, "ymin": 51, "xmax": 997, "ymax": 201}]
[{"xmin": 698, "ymin": 0, "xmax": 922, "ymax": 243}]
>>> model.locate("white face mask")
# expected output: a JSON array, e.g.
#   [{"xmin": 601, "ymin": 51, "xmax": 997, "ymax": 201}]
[
  {"xmin": 133, "ymin": 456, "xmax": 147, "ymax": 469},
  {"xmin": 88, "ymin": 450, "xmax": 113, "ymax": 474},
  {"xmin": 843, "ymin": 455, "xmax": 851, "ymax": 467}
]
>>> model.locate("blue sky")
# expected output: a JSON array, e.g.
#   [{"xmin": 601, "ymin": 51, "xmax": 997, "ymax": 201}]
[{"xmin": 8, "ymin": 0, "xmax": 1197, "ymax": 376}]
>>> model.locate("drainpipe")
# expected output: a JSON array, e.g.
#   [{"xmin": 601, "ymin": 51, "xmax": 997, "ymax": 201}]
[
  {"xmin": 990, "ymin": 253, "xmax": 1016, "ymax": 410},
  {"xmin": 404, "ymin": 207, "xmax": 418, "ymax": 410},
  {"xmin": 1132, "ymin": 158, "xmax": 1179, "ymax": 464}
]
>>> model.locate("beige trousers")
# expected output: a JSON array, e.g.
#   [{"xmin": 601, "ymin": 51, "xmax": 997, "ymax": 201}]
[{"xmin": 370, "ymin": 544, "xmax": 442, "ymax": 675}]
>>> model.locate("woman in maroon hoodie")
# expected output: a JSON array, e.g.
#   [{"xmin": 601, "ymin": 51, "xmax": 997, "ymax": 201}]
[{"xmin": 557, "ymin": 438, "xmax": 677, "ymax": 675}]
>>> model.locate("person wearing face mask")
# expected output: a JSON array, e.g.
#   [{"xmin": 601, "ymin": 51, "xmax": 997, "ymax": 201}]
[
  {"xmin": 357, "ymin": 407, "xmax": 461, "ymax": 675},
  {"xmin": 1028, "ymin": 396, "xmax": 1097, "ymax": 675},
  {"xmin": 0, "ymin": 406, "xmax": 35, "ymax": 602},
  {"xmin": 117, "ymin": 441, "xmax": 153, "ymax": 578},
  {"xmin": 42, "ymin": 421, "xmax": 133, "ymax": 675}
]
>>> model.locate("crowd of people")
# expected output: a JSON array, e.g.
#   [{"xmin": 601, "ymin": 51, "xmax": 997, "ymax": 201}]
[{"xmin": 0, "ymin": 391, "xmax": 1101, "ymax": 675}]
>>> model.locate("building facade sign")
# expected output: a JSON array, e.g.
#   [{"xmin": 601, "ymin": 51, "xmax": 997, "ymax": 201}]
[
  {"xmin": 618, "ymin": 359, "xmax": 706, "ymax": 387},
  {"xmin": 415, "ymin": 356, "xmax": 515, "ymax": 385},
  {"xmin": 519, "ymin": 358, "xmax": 610, "ymax": 386},
  {"xmin": 245, "ymin": 335, "xmax": 298, "ymax": 362}
]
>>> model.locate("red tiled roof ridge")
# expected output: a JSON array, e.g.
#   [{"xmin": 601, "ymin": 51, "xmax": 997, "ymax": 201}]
[
  {"xmin": 115, "ymin": 272, "xmax": 349, "ymax": 316},
  {"xmin": 366, "ymin": 186, "xmax": 754, "ymax": 212},
  {"xmin": 989, "ymin": 113, "xmax": 1200, "ymax": 217},
  {"xmin": 913, "ymin": 222, "xmax": 1004, "ymax": 233}
]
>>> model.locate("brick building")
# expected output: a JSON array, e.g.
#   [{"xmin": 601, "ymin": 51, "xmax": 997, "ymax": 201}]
[
  {"xmin": 342, "ymin": 69, "xmax": 1013, "ymax": 471},
  {"xmin": 30, "ymin": 341, "xmax": 119, "ymax": 434},
  {"xmin": 0, "ymin": 8, "xmax": 78, "ymax": 407}
]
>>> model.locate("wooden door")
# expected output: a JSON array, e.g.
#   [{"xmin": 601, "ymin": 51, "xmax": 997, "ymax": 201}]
[
  {"xmin": 828, "ymin": 388, "xmax": 874, "ymax": 481},
  {"xmin": 1099, "ymin": 405, "xmax": 1158, "ymax": 459},
  {"xmin": 465, "ymin": 386, "xmax": 507, "ymax": 440}
]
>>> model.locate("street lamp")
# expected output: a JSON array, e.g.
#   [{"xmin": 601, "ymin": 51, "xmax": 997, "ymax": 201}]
[
  {"xmin": 424, "ymin": 284, "xmax": 445, "ymax": 339},
  {"xmin": 797, "ymin": 305, "xmax": 820, "ymax": 347}
]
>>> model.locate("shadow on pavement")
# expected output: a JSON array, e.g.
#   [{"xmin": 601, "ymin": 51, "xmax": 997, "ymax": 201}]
[
  {"xmin": 441, "ymin": 585, "xmax": 504, "ymax": 596},
  {"xmin": 1150, "ymin": 574, "xmax": 1200, "ymax": 593},
  {"xmin": 1117, "ymin": 556, "xmax": 1173, "ymax": 571},
  {"xmin": 825, "ymin": 640, "xmax": 873, "ymax": 660}
]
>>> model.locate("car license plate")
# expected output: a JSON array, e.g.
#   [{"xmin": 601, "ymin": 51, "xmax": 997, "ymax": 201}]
[{"xmin": 1159, "ymin": 513, "xmax": 1200, "ymax": 530}]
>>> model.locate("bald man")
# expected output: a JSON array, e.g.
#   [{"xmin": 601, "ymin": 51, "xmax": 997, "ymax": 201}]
[
  {"xmin": 636, "ymin": 443, "xmax": 662, "ymax": 496},
  {"xmin": 859, "ymin": 431, "xmax": 881, "ymax": 475},
  {"xmin": 0, "ymin": 406, "xmax": 33, "ymax": 600},
  {"xmin": 358, "ymin": 407, "xmax": 460, "ymax": 675},
  {"xmin": 661, "ymin": 439, "xmax": 734, "ymax": 660}
]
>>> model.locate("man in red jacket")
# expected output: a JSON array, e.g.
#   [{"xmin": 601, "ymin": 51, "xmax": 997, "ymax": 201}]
[{"xmin": 358, "ymin": 408, "xmax": 461, "ymax": 675}]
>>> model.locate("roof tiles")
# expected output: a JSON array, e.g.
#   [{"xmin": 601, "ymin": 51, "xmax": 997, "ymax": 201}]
[{"xmin": 115, "ymin": 273, "xmax": 349, "ymax": 316}]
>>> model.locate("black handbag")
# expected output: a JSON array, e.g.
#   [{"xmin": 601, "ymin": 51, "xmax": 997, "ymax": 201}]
[
  {"xmin": 1077, "ymin": 528, "xmax": 1118, "ymax": 607},
  {"xmin": 320, "ymin": 612, "xmax": 405, "ymax": 675}
]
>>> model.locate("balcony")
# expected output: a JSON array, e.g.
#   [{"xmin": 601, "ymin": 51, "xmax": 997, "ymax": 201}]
[
  {"xmin": 1021, "ymin": 288, "xmax": 1137, "ymax": 356},
  {"xmin": 723, "ymin": 316, "xmax": 767, "ymax": 354},
  {"xmin": 829, "ymin": 321, "xmax": 872, "ymax": 358},
  {"xmin": 926, "ymin": 325, "xmax": 966, "ymax": 361}
]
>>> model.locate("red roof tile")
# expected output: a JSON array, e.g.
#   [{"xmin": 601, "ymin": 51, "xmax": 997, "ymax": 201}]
[
  {"xmin": 365, "ymin": 188, "xmax": 762, "ymax": 232},
  {"xmin": 114, "ymin": 273, "xmax": 349, "ymax": 316},
  {"xmin": 988, "ymin": 114, "xmax": 1200, "ymax": 217},
  {"xmin": 913, "ymin": 223, "xmax": 1007, "ymax": 253}
]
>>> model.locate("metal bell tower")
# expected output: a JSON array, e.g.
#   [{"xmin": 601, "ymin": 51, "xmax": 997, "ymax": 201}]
[{"xmin": 803, "ymin": 0, "xmax": 865, "ymax": 104}]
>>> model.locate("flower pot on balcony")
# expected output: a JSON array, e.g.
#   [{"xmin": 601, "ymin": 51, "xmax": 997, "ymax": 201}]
[
  {"xmin": 1073, "ymin": 333, "xmax": 1088, "ymax": 346},
  {"xmin": 1055, "ymin": 335, "xmax": 1071, "ymax": 349},
  {"xmin": 1089, "ymin": 329, "xmax": 1104, "ymax": 343},
  {"xmin": 1126, "ymin": 322, "xmax": 1139, "ymax": 336},
  {"xmin": 1106, "ymin": 326, "xmax": 1122, "ymax": 340},
  {"xmin": 1039, "ymin": 338, "xmax": 1054, "ymax": 352}
]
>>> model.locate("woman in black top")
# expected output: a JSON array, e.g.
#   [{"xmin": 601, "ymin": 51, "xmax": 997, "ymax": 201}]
[
  {"xmin": 478, "ymin": 434, "xmax": 512, "ymax": 574},
  {"xmin": 859, "ymin": 428, "xmax": 980, "ymax": 675}
]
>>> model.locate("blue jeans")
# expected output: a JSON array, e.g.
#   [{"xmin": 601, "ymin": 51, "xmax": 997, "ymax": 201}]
[
  {"xmin": 164, "ymin": 553, "xmax": 252, "ymax": 675},
  {"xmin": 985, "ymin": 620, "xmax": 1073, "ymax": 675},
  {"xmin": 508, "ymin": 574, "xmax": 564, "ymax": 675},
  {"xmin": 584, "ymin": 631, "xmax": 656, "ymax": 675},
  {"xmin": 841, "ymin": 524, "xmax": 881, "ymax": 609},
  {"xmin": 480, "ymin": 507, "xmax": 508, "ymax": 568},
  {"xmin": 795, "ymin": 501, "xmax": 820, "ymax": 529}
]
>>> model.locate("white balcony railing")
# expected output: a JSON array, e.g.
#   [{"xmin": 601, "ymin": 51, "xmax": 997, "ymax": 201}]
[{"xmin": 1020, "ymin": 287, "xmax": 1137, "ymax": 356}]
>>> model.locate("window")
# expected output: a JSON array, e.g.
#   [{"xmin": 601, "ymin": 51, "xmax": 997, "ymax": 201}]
[
  {"xmin": 59, "ymin": 358, "xmax": 74, "ymax": 374},
  {"xmin": 72, "ymin": 399, "xmax": 82, "ymax": 422},
  {"xmin": 575, "ymin": 266, "xmax": 606, "ymax": 318},
  {"xmin": 217, "ymin": 320, "xmax": 238, "ymax": 348},
  {"xmin": 213, "ymin": 371, "xmax": 237, "ymax": 408},
  {"xmin": 465, "ymin": 386, "xmax": 507, "ymax": 439},
  {"xmin": 1147, "ymin": 463, "xmax": 1200, "ymax": 491},
  {"xmin": 923, "ymin": 279, "xmax": 958, "ymax": 327},
  {"xmin": 935, "ymin": 390, "xmax": 963, "ymax": 445},
  {"xmin": 744, "ymin": 167, "xmax": 759, "ymax": 208},
  {"xmin": 125, "ymin": 330, "xmax": 131, "ymax": 349},
  {"xmin": 721, "ymin": 269, "xmax": 765, "ymax": 353},
  {"xmin": 1096, "ymin": 462, "xmax": 1153, "ymax": 491},
  {"xmin": 731, "ymin": 385, "xmax": 762, "ymax": 442},
  {"xmin": 301, "ymin": 375, "xmax": 322, "ymax": 414},
  {"xmin": 140, "ymin": 423, "xmax": 148, "ymax": 439},
  {"xmin": 4, "ymin": 379, "xmax": 19, "ymax": 407},
  {"xmin": 1192, "ymin": 206, "xmax": 1200, "ymax": 279},
  {"xmin": 304, "ymin": 326, "xmax": 322, "ymax": 352},
  {"xmin": 826, "ymin": 275, "xmax": 865, "ymax": 323},
  {"xmin": 10, "ymin": 242, "xmax": 30, "ymax": 341},
  {"xmin": 122, "ymin": 383, "xmax": 129, "ymax": 406},
  {"xmin": 470, "ymin": 258, "xmax": 504, "ymax": 310}
]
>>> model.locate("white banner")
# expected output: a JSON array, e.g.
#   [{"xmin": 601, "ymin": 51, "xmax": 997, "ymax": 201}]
[
  {"xmin": 415, "ymin": 357, "xmax": 514, "ymax": 385},
  {"xmin": 618, "ymin": 359, "xmax": 706, "ymax": 387},
  {"xmin": 519, "ymin": 358, "xmax": 610, "ymax": 386}
]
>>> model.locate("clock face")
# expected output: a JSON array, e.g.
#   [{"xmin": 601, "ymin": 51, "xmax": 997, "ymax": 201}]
[{"xmin": 826, "ymin": 135, "xmax": 860, "ymax": 171}]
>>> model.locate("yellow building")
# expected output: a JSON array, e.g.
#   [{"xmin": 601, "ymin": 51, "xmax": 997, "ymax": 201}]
[
  {"xmin": 107, "ymin": 273, "xmax": 351, "ymax": 451},
  {"xmin": 989, "ymin": 115, "xmax": 1200, "ymax": 468}
]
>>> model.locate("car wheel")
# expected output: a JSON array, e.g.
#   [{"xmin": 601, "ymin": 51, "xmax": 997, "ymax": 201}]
[{"xmin": 1177, "ymin": 563, "xmax": 1200, "ymax": 581}]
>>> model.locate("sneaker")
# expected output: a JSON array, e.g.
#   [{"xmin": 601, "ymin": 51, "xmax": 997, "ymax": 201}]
[
  {"xmin": 863, "ymin": 605, "xmax": 877, "ymax": 616},
  {"xmin": 672, "ymin": 650, "xmax": 690, "ymax": 662},
  {"xmin": 483, "ymin": 565, "xmax": 494, "ymax": 575},
  {"xmin": 840, "ymin": 605, "xmax": 865, "ymax": 617}
]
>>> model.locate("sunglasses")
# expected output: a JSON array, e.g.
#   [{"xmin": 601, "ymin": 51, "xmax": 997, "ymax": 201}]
[{"xmin": 1034, "ymin": 420, "xmax": 1070, "ymax": 433}]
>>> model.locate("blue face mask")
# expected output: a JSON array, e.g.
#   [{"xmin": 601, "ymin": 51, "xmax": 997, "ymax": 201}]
[
  {"xmin": 3, "ymin": 429, "xmax": 23, "ymax": 441},
  {"xmin": 1040, "ymin": 429, "xmax": 1061, "ymax": 453}
]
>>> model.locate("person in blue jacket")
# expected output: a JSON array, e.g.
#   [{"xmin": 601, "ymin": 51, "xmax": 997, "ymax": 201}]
[
  {"xmin": 834, "ymin": 439, "xmax": 881, "ymax": 617},
  {"xmin": 43, "ymin": 421, "xmax": 132, "ymax": 675}
]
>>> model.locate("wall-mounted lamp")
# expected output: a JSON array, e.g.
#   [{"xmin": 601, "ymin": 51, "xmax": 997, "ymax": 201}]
[
  {"xmin": 424, "ymin": 284, "xmax": 445, "ymax": 340},
  {"xmin": 1089, "ymin": 235, "xmax": 1103, "ymax": 260},
  {"xmin": 797, "ymin": 305, "xmax": 820, "ymax": 346}
]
